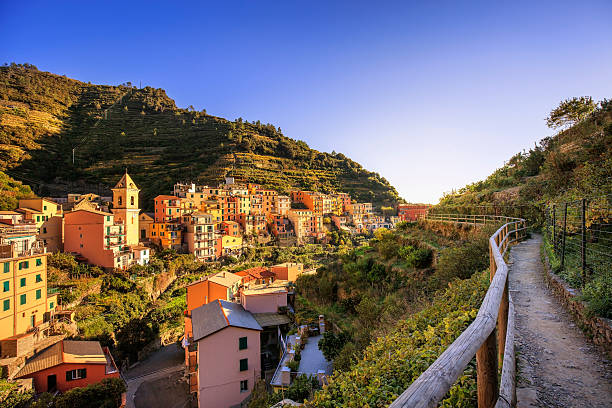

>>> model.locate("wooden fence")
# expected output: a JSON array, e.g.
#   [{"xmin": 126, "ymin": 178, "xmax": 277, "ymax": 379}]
[{"xmin": 390, "ymin": 214, "xmax": 527, "ymax": 408}]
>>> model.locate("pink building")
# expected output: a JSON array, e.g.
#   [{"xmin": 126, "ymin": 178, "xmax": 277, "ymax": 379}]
[
  {"xmin": 191, "ymin": 300, "xmax": 262, "ymax": 408},
  {"xmin": 240, "ymin": 281, "xmax": 288, "ymax": 314}
]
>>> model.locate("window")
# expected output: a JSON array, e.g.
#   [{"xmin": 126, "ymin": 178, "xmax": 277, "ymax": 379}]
[
  {"xmin": 106, "ymin": 216, "xmax": 110, "ymax": 222},
  {"xmin": 131, "ymin": 196, "xmax": 134, "ymax": 206},
  {"xmin": 36, "ymin": 216, "xmax": 40, "ymax": 222},
  {"xmin": 36, "ymin": 274, "xmax": 42, "ymax": 282},
  {"xmin": 20, "ymin": 294, "xmax": 26, "ymax": 305},
  {"xmin": 239, "ymin": 336, "xmax": 248, "ymax": 350},
  {"xmin": 3, "ymin": 281, "xmax": 9, "ymax": 292},
  {"xmin": 42, "ymin": 227, "xmax": 47, "ymax": 234},
  {"xmin": 118, "ymin": 197, "xmax": 122, "ymax": 206},
  {"xmin": 240, "ymin": 380, "xmax": 248, "ymax": 392},
  {"xmin": 50, "ymin": 301, "xmax": 54, "ymax": 309},
  {"xmin": 3, "ymin": 263, "xmax": 8, "ymax": 273},
  {"xmin": 239, "ymin": 358, "xmax": 248, "ymax": 371},
  {"xmin": 36, "ymin": 289, "xmax": 41, "ymax": 299},
  {"xmin": 44, "ymin": 205, "xmax": 47, "ymax": 211},
  {"xmin": 3, "ymin": 299, "xmax": 9, "ymax": 311},
  {"xmin": 66, "ymin": 369, "xmax": 86, "ymax": 381},
  {"xmin": 20, "ymin": 278, "xmax": 26, "ymax": 287},
  {"xmin": 36, "ymin": 258, "xmax": 42, "ymax": 266}
]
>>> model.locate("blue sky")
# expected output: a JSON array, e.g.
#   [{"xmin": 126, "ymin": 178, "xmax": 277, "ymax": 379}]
[{"xmin": 2, "ymin": 1, "xmax": 611, "ymax": 203}]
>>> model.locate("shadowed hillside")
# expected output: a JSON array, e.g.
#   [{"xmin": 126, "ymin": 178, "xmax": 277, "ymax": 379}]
[{"xmin": 0, "ymin": 63, "xmax": 399, "ymax": 208}]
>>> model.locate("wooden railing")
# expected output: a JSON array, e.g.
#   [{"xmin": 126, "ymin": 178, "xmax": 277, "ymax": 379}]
[{"xmin": 390, "ymin": 214, "xmax": 527, "ymax": 408}]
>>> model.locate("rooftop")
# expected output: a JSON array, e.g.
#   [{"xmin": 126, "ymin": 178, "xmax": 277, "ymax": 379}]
[
  {"xmin": 242, "ymin": 280, "xmax": 289, "ymax": 296},
  {"xmin": 208, "ymin": 271, "xmax": 242, "ymax": 287},
  {"xmin": 192, "ymin": 299, "xmax": 262, "ymax": 341},
  {"xmin": 16, "ymin": 340, "xmax": 107, "ymax": 378}
]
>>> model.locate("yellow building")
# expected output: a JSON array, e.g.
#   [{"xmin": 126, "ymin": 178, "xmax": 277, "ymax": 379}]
[
  {"xmin": 0, "ymin": 248, "xmax": 57, "ymax": 340},
  {"xmin": 149, "ymin": 222, "xmax": 183, "ymax": 251},
  {"xmin": 111, "ymin": 172, "xmax": 140, "ymax": 246},
  {"xmin": 17, "ymin": 198, "xmax": 64, "ymax": 252}
]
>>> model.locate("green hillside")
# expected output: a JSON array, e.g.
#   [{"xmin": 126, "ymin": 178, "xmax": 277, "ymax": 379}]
[
  {"xmin": 436, "ymin": 97, "xmax": 612, "ymax": 219},
  {"xmin": 0, "ymin": 63, "xmax": 399, "ymax": 208}
]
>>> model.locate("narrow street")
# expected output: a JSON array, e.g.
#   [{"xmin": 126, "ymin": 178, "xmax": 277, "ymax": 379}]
[
  {"xmin": 124, "ymin": 344, "xmax": 190, "ymax": 408},
  {"xmin": 509, "ymin": 235, "xmax": 612, "ymax": 408}
]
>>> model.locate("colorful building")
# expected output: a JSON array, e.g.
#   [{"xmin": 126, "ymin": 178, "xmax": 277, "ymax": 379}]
[
  {"xmin": 154, "ymin": 195, "xmax": 183, "ymax": 223},
  {"xmin": 184, "ymin": 212, "xmax": 216, "ymax": 261},
  {"xmin": 398, "ymin": 204, "xmax": 431, "ymax": 221},
  {"xmin": 14, "ymin": 340, "xmax": 120, "ymax": 393},
  {"xmin": 64, "ymin": 209, "xmax": 132, "ymax": 270},
  {"xmin": 287, "ymin": 209, "xmax": 323, "ymax": 242},
  {"xmin": 270, "ymin": 263, "xmax": 304, "ymax": 283},
  {"xmin": 0, "ymin": 247, "xmax": 56, "ymax": 341},
  {"xmin": 191, "ymin": 300, "xmax": 262, "ymax": 407},
  {"xmin": 111, "ymin": 172, "xmax": 141, "ymax": 246},
  {"xmin": 17, "ymin": 198, "xmax": 63, "ymax": 252}
]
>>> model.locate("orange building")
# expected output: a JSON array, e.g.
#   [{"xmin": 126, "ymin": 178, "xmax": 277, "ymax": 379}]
[
  {"xmin": 219, "ymin": 221, "xmax": 240, "ymax": 237},
  {"xmin": 287, "ymin": 209, "xmax": 322, "ymax": 242},
  {"xmin": 258, "ymin": 189, "xmax": 278, "ymax": 216},
  {"xmin": 398, "ymin": 204, "xmax": 431, "ymax": 221},
  {"xmin": 64, "ymin": 209, "xmax": 132, "ymax": 270},
  {"xmin": 154, "ymin": 195, "xmax": 183, "ymax": 223},
  {"xmin": 14, "ymin": 340, "xmax": 120, "ymax": 393},
  {"xmin": 270, "ymin": 263, "xmax": 304, "ymax": 282},
  {"xmin": 148, "ymin": 222, "xmax": 183, "ymax": 250}
]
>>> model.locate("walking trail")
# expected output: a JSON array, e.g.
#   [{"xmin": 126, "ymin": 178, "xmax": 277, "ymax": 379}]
[{"xmin": 508, "ymin": 234, "xmax": 612, "ymax": 408}]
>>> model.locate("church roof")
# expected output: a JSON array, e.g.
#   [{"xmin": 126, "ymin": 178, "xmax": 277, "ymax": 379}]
[{"xmin": 113, "ymin": 172, "xmax": 139, "ymax": 190}]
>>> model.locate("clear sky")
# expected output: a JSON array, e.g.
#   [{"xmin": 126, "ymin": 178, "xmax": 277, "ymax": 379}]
[{"xmin": 1, "ymin": 1, "xmax": 611, "ymax": 203}]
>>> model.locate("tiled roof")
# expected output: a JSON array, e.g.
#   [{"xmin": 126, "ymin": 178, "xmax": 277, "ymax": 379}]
[
  {"xmin": 208, "ymin": 271, "xmax": 242, "ymax": 287},
  {"xmin": 192, "ymin": 300, "xmax": 262, "ymax": 341},
  {"xmin": 114, "ymin": 172, "xmax": 139, "ymax": 190},
  {"xmin": 252, "ymin": 313, "xmax": 291, "ymax": 327},
  {"xmin": 15, "ymin": 340, "xmax": 106, "ymax": 378}
]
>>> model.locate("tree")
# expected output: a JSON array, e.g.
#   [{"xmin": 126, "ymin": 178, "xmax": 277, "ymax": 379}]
[
  {"xmin": 318, "ymin": 331, "xmax": 351, "ymax": 361},
  {"xmin": 546, "ymin": 96, "xmax": 596, "ymax": 129}
]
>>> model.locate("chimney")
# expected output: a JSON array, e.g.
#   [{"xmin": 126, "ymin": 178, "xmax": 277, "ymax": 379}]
[{"xmin": 319, "ymin": 315, "xmax": 325, "ymax": 334}]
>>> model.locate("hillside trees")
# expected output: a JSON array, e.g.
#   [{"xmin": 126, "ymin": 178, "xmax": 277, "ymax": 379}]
[{"xmin": 546, "ymin": 96, "xmax": 597, "ymax": 129}]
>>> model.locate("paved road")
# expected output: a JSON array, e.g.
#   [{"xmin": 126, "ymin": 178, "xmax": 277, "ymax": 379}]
[
  {"xmin": 124, "ymin": 344, "xmax": 189, "ymax": 408},
  {"xmin": 509, "ymin": 235, "xmax": 612, "ymax": 408}
]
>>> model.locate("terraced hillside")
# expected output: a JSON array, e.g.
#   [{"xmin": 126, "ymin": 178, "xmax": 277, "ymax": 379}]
[{"xmin": 0, "ymin": 64, "xmax": 399, "ymax": 208}]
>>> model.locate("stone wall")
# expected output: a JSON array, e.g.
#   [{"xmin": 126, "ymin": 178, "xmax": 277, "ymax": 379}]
[{"xmin": 541, "ymin": 253, "xmax": 612, "ymax": 359}]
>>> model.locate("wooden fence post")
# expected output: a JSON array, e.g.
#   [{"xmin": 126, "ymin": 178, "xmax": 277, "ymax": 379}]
[
  {"xmin": 477, "ymin": 332, "xmax": 498, "ymax": 408},
  {"xmin": 498, "ymin": 279, "xmax": 509, "ymax": 367}
]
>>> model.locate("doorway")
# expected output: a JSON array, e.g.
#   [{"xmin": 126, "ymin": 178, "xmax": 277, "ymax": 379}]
[{"xmin": 47, "ymin": 374, "xmax": 57, "ymax": 392}]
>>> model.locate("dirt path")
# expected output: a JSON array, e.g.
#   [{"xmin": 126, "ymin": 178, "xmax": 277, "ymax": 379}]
[{"xmin": 508, "ymin": 234, "xmax": 612, "ymax": 408}]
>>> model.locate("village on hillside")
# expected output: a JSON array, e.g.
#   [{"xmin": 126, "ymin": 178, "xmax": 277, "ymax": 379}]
[{"xmin": 0, "ymin": 172, "xmax": 430, "ymax": 407}]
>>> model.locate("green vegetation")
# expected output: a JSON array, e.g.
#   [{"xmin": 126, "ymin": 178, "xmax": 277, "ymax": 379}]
[
  {"xmin": 0, "ymin": 64, "xmax": 399, "ymax": 208},
  {"xmin": 0, "ymin": 170, "xmax": 35, "ymax": 210},
  {"xmin": 249, "ymin": 376, "xmax": 321, "ymax": 407},
  {"xmin": 30, "ymin": 378, "xmax": 125, "ymax": 408},
  {"xmin": 437, "ymin": 97, "xmax": 612, "ymax": 223},
  {"xmin": 306, "ymin": 269, "xmax": 489, "ymax": 407},
  {"xmin": 0, "ymin": 379, "xmax": 34, "ymax": 408},
  {"xmin": 296, "ymin": 222, "xmax": 494, "ymax": 393}
]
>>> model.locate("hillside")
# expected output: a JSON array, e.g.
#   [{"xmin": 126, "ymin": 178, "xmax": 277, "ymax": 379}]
[
  {"xmin": 0, "ymin": 63, "xmax": 399, "ymax": 208},
  {"xmin": 0, "ymin": 170, "xmax": 36, "ymax": 210},
  {"xmin": 436, "ymin": 98, "xmax": 612, "ymax": 218}
]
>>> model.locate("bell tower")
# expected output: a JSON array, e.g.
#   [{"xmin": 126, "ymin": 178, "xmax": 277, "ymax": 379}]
[{"xmin": 112, "ymin": 170, "xmax": 141, "ymax": 246}]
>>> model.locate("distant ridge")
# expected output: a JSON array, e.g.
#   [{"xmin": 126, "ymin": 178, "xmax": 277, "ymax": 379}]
[{"xmin": 0, "ymin": 63, "xmax": 400, "ymax": 208}]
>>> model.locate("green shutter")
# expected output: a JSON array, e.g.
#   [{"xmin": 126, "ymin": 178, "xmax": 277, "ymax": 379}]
[
  {"xmin": 20, "ymin": 294, "xmax": 26, "ymax": 305},
  {"xmin": 36, "ymin": 289, "xmax": 41, "ymax": 299},
  {"xmin": 36, "ymin": 274, "xmax": 42, "ymax": 283},
  {"xmin": 239, "ymin": 336, "xmax": 247, "ymax": 350},
  {"xmin": 3, "ymin": 281, "xmax": 8, "ymax": 292},
  {"xmin": 239, "ymin": 358, "xmax": 248, "ymax": 371},
  {"xmin": 24, "ymin": 261, "xmax": 29, "ymax": 268},
  {"xmin": 50, "ymin": 301, "xmax": 54, "ymax": 309},
  {"xmin": 3, "ymin": 263, "xmax": 8, "ymax": 273},
  {"xmin": 3, "ymin": 299, "xmax": 9, "ymax": 311},
  {"xmin": 36, "ymin": 258, "xmax": 42, "ymax": 266},
  {"xmin": 20, "ymin": 278, "xmax": 26, "ymax": 287}
]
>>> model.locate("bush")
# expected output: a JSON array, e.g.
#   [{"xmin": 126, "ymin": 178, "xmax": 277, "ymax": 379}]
[
  {"xmin": 318, "ymin": 331, "xmax": 351, "ymax": 361},
  {"xmin": 287, "ymin": 360, "xmax": 300, "ymax": 372},
  {"xmin": 53, "ymin": 378, "xmax": 126, "ymax": 408},
  {"xmin": 582, "ymin": 273, "xmax": 612, "ymax": 318}
]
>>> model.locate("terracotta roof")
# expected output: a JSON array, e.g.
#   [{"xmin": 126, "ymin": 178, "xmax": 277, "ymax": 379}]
[
  {"xmin": 155, "ymin": 195, "xmax": 180, "ymax": 201},
  {"xmin": 0, "ymin": 211, "xmax": 20, "ymax": 215},
  {"xmin": 235, "ymin": 266, "xmax": 270, "ymax": 279},
  {"xmin": 192, "ymin": 300, "xmax": 262, "ymax": 341},
  {"xmin": 15, "ymin": 340, "xmax": 106, "ymax": 378}
]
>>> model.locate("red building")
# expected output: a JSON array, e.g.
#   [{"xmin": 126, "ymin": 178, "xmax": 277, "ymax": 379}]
[
  {"xmin": 15, "ymin": 340, "xmax": 120, "ymax": 393},
  {"xmin": 397, "ymin": 204, "xmax": 431, "ymax": 221}
]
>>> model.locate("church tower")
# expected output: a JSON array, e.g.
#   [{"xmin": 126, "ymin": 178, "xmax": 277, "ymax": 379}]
[{"xmin": 112, "ymin": 170, "xmax": 140, "ymax": 246}]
